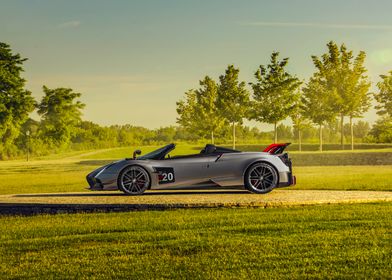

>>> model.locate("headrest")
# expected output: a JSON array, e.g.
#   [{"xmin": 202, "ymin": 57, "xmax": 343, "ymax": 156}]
[{"xmin": 203, "ymin": 144, "xmax": 216, "ymax": 154}]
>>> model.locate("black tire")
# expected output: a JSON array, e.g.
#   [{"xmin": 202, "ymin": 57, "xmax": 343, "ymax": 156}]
[
  {"xmin": 118, "ymin": 165, "xmax": 151, "ymax": 195},
  {"xmin": 244, "ymin": 162, "xmax": 278, "ymax": 194}
]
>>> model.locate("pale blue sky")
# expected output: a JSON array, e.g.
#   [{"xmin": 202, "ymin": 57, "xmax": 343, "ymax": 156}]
[{"xmin": 1, "ymin": 0, "xmax": 392, "ymax": 128}]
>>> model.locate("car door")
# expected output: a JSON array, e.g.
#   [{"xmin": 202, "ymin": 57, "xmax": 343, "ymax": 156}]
[
  {"xmin": 207, "ymin": 153, "xmax": 245, "ymax": 186},
  {"xmin": 154, "ymin": 154, "xmax": 219, "ymax": 187}
]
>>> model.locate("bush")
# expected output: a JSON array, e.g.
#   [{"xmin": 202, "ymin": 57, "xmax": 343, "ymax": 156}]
[{"xmin": 369, "ymin": 117, "xmax": 392, "ymax": 143}]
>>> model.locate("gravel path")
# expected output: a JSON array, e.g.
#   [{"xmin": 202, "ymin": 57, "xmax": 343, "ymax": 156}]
[{"xmin": 1, "ymin": 189, "xmax": 391, "ymax": 207}]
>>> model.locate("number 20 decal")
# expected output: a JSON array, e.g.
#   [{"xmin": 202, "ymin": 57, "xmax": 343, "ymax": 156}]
[
  {"xmin": 155, "ymin": 167, "xmax": 175, "ymax": 184},
  {"xmin": 161, "ymin": 172, "xmax": 174, "ymax": 182}
]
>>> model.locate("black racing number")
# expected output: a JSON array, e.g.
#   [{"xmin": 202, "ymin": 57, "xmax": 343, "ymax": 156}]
[{"xmin": 155, "ymin": 167, "xmax": 175, "ymax": 184}]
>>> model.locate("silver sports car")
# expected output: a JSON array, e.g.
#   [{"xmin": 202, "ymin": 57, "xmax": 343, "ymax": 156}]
[{"xmin": 86, "ymin": 143, "xmax": 296, "ymax": 195}]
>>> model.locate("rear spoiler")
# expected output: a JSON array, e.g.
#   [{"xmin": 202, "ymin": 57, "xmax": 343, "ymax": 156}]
[{"xmin": 263, "ymin": 143, "xmax": 291, "ymax": 154}]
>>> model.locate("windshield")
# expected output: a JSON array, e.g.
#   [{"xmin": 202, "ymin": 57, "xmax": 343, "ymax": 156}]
[{"xmin": 137, "ymin": 143, "xmax": 175, "ymax": 160}]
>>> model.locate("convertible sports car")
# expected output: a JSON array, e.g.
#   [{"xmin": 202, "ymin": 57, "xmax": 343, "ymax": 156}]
[{"xmin": 86, "ymin": 143, "xmax": 296, "ymax": 195}]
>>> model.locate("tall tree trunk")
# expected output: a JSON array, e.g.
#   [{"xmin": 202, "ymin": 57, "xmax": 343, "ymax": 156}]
[
  {"xmin": 350, "ymin": 116, "xmax": 354, "ymax": 151},
  {"xmin": 274, "ymin": 122, "xmax": 277, "ymax": 143},
  {"xmin": 298, "ymin": 129, "xmax": 302, "ymax": 152},
  {"xmin": 232, "ymin": 122, "xmax": 236, "ymax": 149},
  {"xmin": 340, "ymin": 114, "xmax": 344, "ymax": 150},
  {"xmin": 319, "ymin": 124, "xmax": 323, "ymax": 152},
  {"xmin": 211, "ymin": 130, "xmax": 214, "ymax": 144}
]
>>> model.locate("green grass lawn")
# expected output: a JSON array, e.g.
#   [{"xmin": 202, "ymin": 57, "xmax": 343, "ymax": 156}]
[
  {"xmin": 1, "ymin": 147, "xmax": 391, "ymax": 279},
  {"xmin": 0, "ymin": 146, "xmax": 391, "ymax": 195},
  {"xmin": 293, "ymin": 165, "xmax": 392, "ymax": 191},
  {"xmin": 0, "ymin": 145, "xmax": 390, "ymax": 195},
  {"xmin": 0, "ymin": 161, "xmax": 390, "ymax": 195},
  {"xmin": 0, "ymin": 203, "xmax": 390, "ymax": 279}
]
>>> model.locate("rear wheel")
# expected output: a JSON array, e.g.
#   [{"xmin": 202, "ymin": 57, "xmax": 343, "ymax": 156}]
[
  {"xmin": 118, "ymin": 165, "xmax": 150, "ymax": 195},
  {"xmin": 244, "ymin": 162, "xmax": 278, "ymax": 194}
]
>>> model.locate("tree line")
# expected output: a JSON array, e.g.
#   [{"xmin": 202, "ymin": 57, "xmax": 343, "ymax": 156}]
[
  {"xmin": 177, "ymin": 41, "xmax": 392, "ymax": 150},
  {"xmin": 1, "ymin": 41, "xmax": 392, "ymax": 159}
]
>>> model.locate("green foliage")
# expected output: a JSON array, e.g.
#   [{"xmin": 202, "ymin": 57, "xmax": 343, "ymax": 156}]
[
  {"xmin": 37, "ymin": 86, "xmax": 85, "ymax": 149},
  {"xmin": 217, "ymin": 65, "xmax": 249, "ymax": 124},
  {"xmin": 302, "ymin": 77, "xmax": 335, "ymax": 150},
  {"xmin": 154, "ymin": 126, "xmax": 177, "ymax": 142},
  {"xmin": 176, "ymin": 76, "xmax": 224, "ymax": 143},
  {"xmin": 250, "ymin": 52, "xmax": 301, "ymax": 142},
  {"xmin": 0, "ymin": 42, "xmax": 35, "ymax": 158},
  {"xmin": 217, "ymin": 125, "xmax": 273, "ymax": 144},
  {"xmin": 302, "ymin": 77, "xmax": 337, "ymax": 126},
  {"xmin": 291, "ymin": 94, "xmax": 309, "ymax": 131},
  {"xmin": 1, "ymin": 41, "xmax": 391, "ymax": 160},
  {"xmin": 345, "ymin": 51, "xmax": 371, "ymax": 119},
  {"xmin": 343, "ymin": 120, "xmax": 370, "ymax": 139},
  {"xmin": 217, "ymin": 65, "xmax": 250, "ymax": 148},
  {"xmin": 375, "ymin": 70, "xmax": 392, "ymax": 116},
  {"xmin": 369, "ymin": 116, "xmax": 392, "ymax": 143},
  {"xmin": 176, "ymin": 90, "xmax": 198, "ymax": 133},
  {"xmin": 276, "ymin": 123, "xmax": 293, "ymax": 140},
  {"xmin": 310, "ymin": 42, "xmax": 371, "ymax": 118},
  {"xmin": 308, "ymin": 41, "xmax": 371, "ymax": 150},
  {"xmin": 290, "ymin": 92, "xmax": 311, "ymax": 150}
]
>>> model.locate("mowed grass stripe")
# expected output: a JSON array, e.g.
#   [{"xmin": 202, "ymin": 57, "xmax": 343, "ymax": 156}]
[{"xmin": 0, "ymin": 203, "xmax": 391, "ymax": 279}]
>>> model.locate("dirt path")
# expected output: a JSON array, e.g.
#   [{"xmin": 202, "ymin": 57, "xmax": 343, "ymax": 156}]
[{"xmin": 1, "ymin": 189, "xmax": 391, "ymax": 207}]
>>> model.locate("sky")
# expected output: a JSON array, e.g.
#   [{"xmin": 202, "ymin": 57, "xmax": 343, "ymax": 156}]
[{"xmin": 1, "ymin": 0, "xmax": 392, "ymax": 129}]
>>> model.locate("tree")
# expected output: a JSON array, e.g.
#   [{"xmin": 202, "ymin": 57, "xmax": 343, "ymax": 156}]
[
  {"xmin": 155, "ymin": 126, "xmax": 177, "ymax": 143},
  {"xmin": 276, "ymin": 124, "xmax": 293, "ymax": 140},
  {"xmin": 0, "ymin": 42, "xmax": 35, "ymax": 158},
  {"xmin": 310, "ymin": 41, "xmax": 371, "ymax": 150},
  {"xmin": 344, "ymin": 51, "xmax": 371, "ymax": 150},
  {"xmin": 353, "ymin": 120, "xmax": 370, "ymax": 139},
  {"xmin": 176, "ymin": 76, "xmax": 224, "ymax": 143},
  {"xmin": 375, "ymin": 70, "xmax": 392, "ymax": 116},
  {"xmin": 344, "ymin": 120, "xmax": 370, "ymax": 140},
  {"xmin": 250, "ymin": 52, "xmax": 302, "ymax": 143},
  {"xmin": 37, "ymin": 86, "xmax": 85, "ymax": 148},
  {"xmin": 195, "ymin": 76, "xmax": 225, "ymax": 144},
  {"xmin": 369, "ymin": 117, "xmax": 392, "ymax": 143},
  {"xmin": 176, "ymin": 89, "xmax": 199, "ymax": 136},
  {"xmin": 291, "ymin": 94, "xmax": 310, "ymax": 151},
  {"xmin": 302, "ymin": 76, "xmax": 337, "ymax": 151},
  {"xmin": 217, "ymin": 65, "xmax": 250, "ymax": 149},
  {"xmin": 176, "ymin": 89, "xmax": 199, "ymax": 132}
]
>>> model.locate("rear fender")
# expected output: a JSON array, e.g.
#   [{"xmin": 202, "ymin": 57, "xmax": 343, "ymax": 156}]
[{"xmin": 243, "ymin": 160, "xmax": 281, "ymax": 184}]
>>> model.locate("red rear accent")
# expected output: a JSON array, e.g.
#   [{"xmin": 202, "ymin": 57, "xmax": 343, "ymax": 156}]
[{"xmin": 263, "ymin": 143, "xmax": 291, "ymax": 154}]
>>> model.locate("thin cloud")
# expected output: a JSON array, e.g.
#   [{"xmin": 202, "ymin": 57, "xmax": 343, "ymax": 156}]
[
  {"xmin": 57, "ymin": 20, "xmax": 81, "ymax": 29},
  {"xmin": 239, "ymin": 21, "xmax": 392, "ymax": 30}
]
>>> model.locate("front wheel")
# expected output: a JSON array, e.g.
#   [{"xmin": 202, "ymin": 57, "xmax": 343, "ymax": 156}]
[
  {"xmin": 118, "ymin": 165, "xmax": 150, "ymax": 195},
  {"xmin": 244, "ymin": 162, "xmax": 278, "ymax": 194}
]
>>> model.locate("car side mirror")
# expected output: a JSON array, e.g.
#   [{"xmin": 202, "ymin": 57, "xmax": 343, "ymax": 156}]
[{"xmin": 133, "ymin": 149, "xmax": 141, "ymax": 159}]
